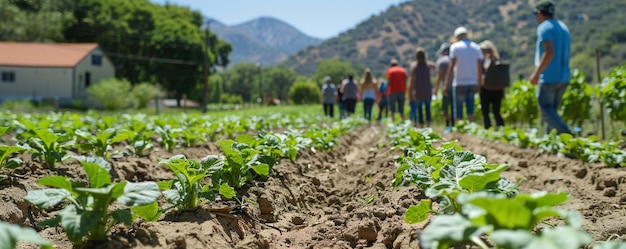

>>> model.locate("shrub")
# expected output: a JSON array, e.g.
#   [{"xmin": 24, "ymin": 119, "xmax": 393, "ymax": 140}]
[
  {"xmin": 132, "ymin": 82, "xmax": 163, "ymax": 108},
  {"xmin": 0, "ymin": 99, "xmax": 36, "ymax": 112},
  {"xmin": 289, "ymin": 81, "xmax": 321, "ymax": 104},
  {"xmin": 87, "ymin": 78, "xmax": 133, "ymax": 110},
  {"xmin": 220, "ymin": 93, "xmax": 243, "ymax": 104}
]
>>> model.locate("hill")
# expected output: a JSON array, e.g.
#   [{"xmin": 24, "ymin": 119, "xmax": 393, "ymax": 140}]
[
  {"xmin": 209, "ymin": 17, "xmax": 322, "ymax": 66},
  {"xmin": 283, "ymin": 0, "xmax": 626, "ymax": 79}
]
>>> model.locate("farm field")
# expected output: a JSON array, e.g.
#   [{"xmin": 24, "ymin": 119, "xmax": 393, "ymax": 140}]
[{"xmin": 1, "ymin": 109, "xmax": 626, "ymax": 249}]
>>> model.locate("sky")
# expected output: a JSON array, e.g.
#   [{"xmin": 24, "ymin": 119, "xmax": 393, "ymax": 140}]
[{"xmin": 150, "ymin": 0, "xmax": 407, "ymax": 39}]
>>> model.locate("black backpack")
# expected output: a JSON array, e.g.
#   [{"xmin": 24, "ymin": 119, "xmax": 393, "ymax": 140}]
[{"xmin": 484, "ymin": 60, "xmax": 510, "ymax": 89}]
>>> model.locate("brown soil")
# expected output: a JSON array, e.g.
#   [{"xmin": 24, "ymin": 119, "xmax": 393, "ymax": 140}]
[{"xmin": 4, "ymin": 126, "xmax": 626, "ymax": 249}]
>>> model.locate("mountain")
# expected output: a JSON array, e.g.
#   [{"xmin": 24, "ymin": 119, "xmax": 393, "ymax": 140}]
[
  {"xmin": 208, "ymin": 17, "xmax": 322, "ymax": 66},
  {"xmin": 282, "ymin": 0, "xmax": 626, "ymax": 79}
]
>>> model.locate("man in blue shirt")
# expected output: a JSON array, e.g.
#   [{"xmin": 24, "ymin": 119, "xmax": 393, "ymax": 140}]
[{"xmin": 529, "ymin": 0, "xmax": 572, "ymax": 134}]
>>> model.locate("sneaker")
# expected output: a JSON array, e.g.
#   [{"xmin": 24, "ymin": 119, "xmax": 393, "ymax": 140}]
[{"xmin": 444, "ymin": 127, "xmax": 452, "ymax": 134}]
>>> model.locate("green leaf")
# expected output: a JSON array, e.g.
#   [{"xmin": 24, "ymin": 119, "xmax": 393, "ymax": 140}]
[
  {"xmin": 157, "ymin": 180, "xmax": 174, "ymax": 190},
  {"xmin": 37, "ymin": 176, "xmax": 75, "ymax": 191},
  {"xmin": 458, "ymin": 164, "xmax": 508, "ymax": 192},
  {"xmin": 0, "ymin": 221, "xmax": 54, "ymax": 249},
  {"xmin": 236, "ymin": 134, "xmax": 257, "ymax": 146},
  {"xmin": 490, "ymin": 229, "xmax": 535, "ymax": 248},
  {"xmin": 593, "ymin": 241, "xmax": 626, "ymax": 249},
  {"xmin": 72, "ymin": 156, "xmax": 112, "ymax": 171},
  {"xmin": 357, "ymin": 195, "xmax": 375, "ymax": 205},
  {"xmin": 111, "ymin": 209, "xmax": 133, "ymax": 226},
  {"xmin": 419, "ymin": 213, "xmax": 490, "ymax": 249},
  {"xmin": 117, "ymin": 182, "xmax": 160, "ymax": 207},
  {"xmin": 79, "ymin": 160, "xmax": 111, "ymax": 188},
  {"xmin": 219, "ymin": 183, "xmax": 236, "ymax": 199},
  {"xmin": 250, "ymin": 163, "xmax": 270, "ymax": 177},
  {"xmin": 25, "ymin": 189, "xmax": 72, "ymax": 209},
  {"xmin": 59, "ymin": 205, "xmax": 99, "ymax": 244},
  {"xmin": 132, "ymin": 202, "xmax": 161, "ymax": 222},
  {"xmin": 404, "ymin": 199, "xmax": 433, "ymax": 224},
  {"xmin": 525, "ymin": 226, "xmax": 592, "ymax": 249}
]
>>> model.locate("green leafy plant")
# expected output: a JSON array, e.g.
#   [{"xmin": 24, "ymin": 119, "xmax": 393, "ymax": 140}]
[
  {"xmin": 0, "ymin": 221, "xmax": 54, "ymax": 249},
  {"xmin": 215, "ymin": 136, "xmax": 278, "ymax": 188},
  {"xmin": 154, "ymin": 125, "xmax": 182, "ymax": 153},
  {"xmin": 157, "ymin": 155, "xmax": 235, "ymax": 211},
  {"xmin": 74, "ymin": 128, "xmax": 127, "ymax": 158},
  {"xmin": 119, "ymin": 120, "xmax": 154, "ymax": 156},
  {"xmin": 25, "ymin": 157, "xmax": 160, "ymax": 245},
  {"xmin": 0, "ymin": 127, "xmax": 25, "ymax": 170},
  {"xmin": 502, "ymin": 81, "xmax": 538, "ymax": 127},
  {"xmin": 560, "ymin": 69, "xmax": 593, "ymax": 127},
  {"xmin": 600, "ymin": 65, "xmax": 626, "ymax": 122},
  {"xmin": 19, "ymin": 128, "xmax": 72, "ymax": 168},
  {"xmin": 419, "ymin": 192, "xmax": 591, "ymax": 249}
]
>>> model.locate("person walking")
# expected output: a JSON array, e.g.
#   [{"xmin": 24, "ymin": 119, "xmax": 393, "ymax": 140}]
[
  {"xmin": 321, "ymin": 76, "xmax": 336, "ymax": 118},
  {"xmin": 479, "ymin": 40, "xmax": 506, "ymax": 129},
  {"xmin": 444, "ymin": 26, "xmax": 483, "ymax": 124},
  {"xmin": 409, "ymin": 48, "xmax": 433, "ymax": 128},
  {"xmin": 529, "ymin": 0, "xmax": 572, "ymax": 135},
  {"xmin": 337, "ymin": 81, "xmax": 346, "ymax": 119},
  {"xmin": 376, "ymin": 79, "xmax": 389, "ymax": 124},
  {"xmin": 433, "ymin": 42, "xmax": 455, "ymax": 133},
  {"xmin": 341, "ymin": 73, "xmax": 359, "ymax": 117},
  {"xmin": 386, "ymin": 59, "xmax": 408, "ymax": 122},
  {"xmin": 360, "ymin": 69, "xmax": 378, "ymax": 122}
]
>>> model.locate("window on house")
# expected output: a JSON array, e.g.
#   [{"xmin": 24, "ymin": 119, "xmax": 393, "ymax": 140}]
[
  {"xmin": 92, "ymin": 55, "xmax": 102, "ymax": 66},
  {"xmin": 1, "ymin": 72, "xmax": 15, "ymax": 82},
  {"xmin": 85, "ymin": 72, "xmax": 91, "ymax": 87}
]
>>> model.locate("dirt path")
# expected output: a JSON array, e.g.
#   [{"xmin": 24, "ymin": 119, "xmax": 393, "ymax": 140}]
[{"xmin": 95, "ymin": 125, "xmax": 423, "ymax": 249}]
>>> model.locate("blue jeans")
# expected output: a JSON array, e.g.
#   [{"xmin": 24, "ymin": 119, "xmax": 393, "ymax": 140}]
[
  {"xmin": 363, "ymin": 98, "xmax": 375, "ymax": 121},
  {"xmin": 537, "ymin": 83, "xmax": 571, "ymax": 134},
  {"xmin": 454, "ymin": 85, "xmax": 476, "ymax": 120},
  {"xmin": 410, "ymin": 99, "xmax": 432, "ymax": 125}
]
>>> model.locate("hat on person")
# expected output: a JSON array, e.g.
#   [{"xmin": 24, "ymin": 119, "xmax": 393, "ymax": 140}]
[
  {"xmin": 390, "ymin": 58, "xmax": 398, "ymax": 66},
  {"xmin": 438, "ymin": 42, "xmax": 450, "ymax": 55},
  {"xmin": 453, "ymin": 26, "xmax": 468, "ymax": 37},
  {"xmin": 534, "ymin": 0, "xmax": 555, "ymax": 15},
  {"xmin": 323, "ymin": 76, "xmax": 331, "ymax": 82}
]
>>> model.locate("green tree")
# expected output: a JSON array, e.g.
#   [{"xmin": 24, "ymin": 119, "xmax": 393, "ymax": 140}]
[
  {"xmin": 289, "ymin": 80, "xmax": 321, "ymax": 105},
  {"xmin": 223, "ymin": 63, "xmax": 259, "ymax": 102},
  {"xmin": 311, "ymin": 59, "xmax": 355, "ymax": 87},
  {"xmin": 263, "ymin": 66, "xmax": 298, "ymax": 102},
  {"xmin": 63, "ymin": 0, "xmax": 231, "ymax": 105},
  {"xmin": 0, "ymin": 0, "xmax": 74, "ymax": 41}
]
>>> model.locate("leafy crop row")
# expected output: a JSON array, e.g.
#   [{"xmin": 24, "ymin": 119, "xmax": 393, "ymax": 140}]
[
  {"xmin": 457, "ymin": 122, "xmax": 626, "ymax": 167},
  {"xmin": 387, "ymin": 122, "xmax": 625, "ymax": 249},
  {"xmin": 1, "ymin": 113, "xmax": 366, "ymax": 247}
]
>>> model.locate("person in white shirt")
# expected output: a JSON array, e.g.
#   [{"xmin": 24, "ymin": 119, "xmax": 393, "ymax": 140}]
[{"xmin": 443, "ymin": 26, "xmax": 484, "ymax": 123}]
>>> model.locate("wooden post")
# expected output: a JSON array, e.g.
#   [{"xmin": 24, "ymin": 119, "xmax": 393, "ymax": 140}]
[
  {"xmin": 596, "ymin": 49, "xmax": 605, "ymax": 140},
  {"xmin": 54, "ymin": 96, "xmax": 59, "ymax": 112}
]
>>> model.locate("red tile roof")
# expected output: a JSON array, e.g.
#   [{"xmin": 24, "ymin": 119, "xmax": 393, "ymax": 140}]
[{"xmin": 0, "ymin": 42, "xmax": 99, "ymax": 67}]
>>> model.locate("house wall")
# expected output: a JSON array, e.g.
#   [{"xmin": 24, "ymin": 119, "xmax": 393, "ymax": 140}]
[
  {"xmin": 0, "ymin": 66, "xmax": 73, "ymax": 100},
  {"xmin": 74, "ymin": 47, "xmax": 115, "ymax": 98},
  {"xmin": 0, "ymin": 46, "xmax": 115, "ymax": 103}
]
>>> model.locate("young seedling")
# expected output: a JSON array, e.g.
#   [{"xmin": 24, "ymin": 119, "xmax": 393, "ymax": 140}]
[
  {"xmin": 158, "ymin": 155, "xmax": 236, "ymax": 211},
  {"xmin": 25, "ymin": 157, "xmax": 160, "ymax": 245}
]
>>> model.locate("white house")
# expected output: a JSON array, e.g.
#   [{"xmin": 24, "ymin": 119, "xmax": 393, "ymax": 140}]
[{"xmin": 0, "ymin": 42, "xmax": 115, "ymax": 104}]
